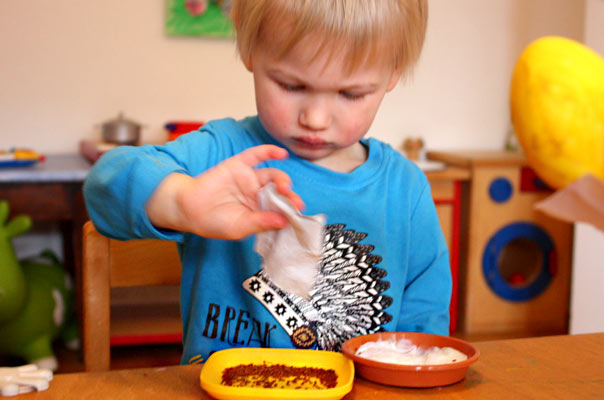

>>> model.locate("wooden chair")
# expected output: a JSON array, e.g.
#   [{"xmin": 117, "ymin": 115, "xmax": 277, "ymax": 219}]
[{"xmin": 82, "ymin": 221, "xmax": 182, "ymax": 371}]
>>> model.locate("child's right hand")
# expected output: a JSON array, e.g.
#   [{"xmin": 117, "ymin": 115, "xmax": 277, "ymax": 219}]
[{"xmin": 145, "ymin": 145, "xmax": 304, "ymax": 240}]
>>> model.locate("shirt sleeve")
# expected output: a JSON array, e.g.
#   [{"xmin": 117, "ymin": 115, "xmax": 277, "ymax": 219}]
[
  {"xmin": 83, "ymin": 127, "xmax": 225, "ymax": 242},
  {"xmin": 396, "ymin": 180, "xmax": 452, "ymax": 336}
]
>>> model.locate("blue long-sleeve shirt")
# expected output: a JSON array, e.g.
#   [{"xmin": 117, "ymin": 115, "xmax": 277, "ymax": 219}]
[{"xmin": 84, "ymin": 116, "xmax": 452, "ymax": 364}]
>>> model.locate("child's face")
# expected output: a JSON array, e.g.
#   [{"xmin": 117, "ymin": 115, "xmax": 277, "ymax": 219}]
[{"xmin": 244, "ymin": 32, "xmax": 401, "ymax": 168}]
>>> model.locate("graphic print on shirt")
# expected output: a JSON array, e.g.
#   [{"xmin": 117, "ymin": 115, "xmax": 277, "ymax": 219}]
[{"xmin": 243, "ymin": 224, "xmax": 393, "ymax": 351}]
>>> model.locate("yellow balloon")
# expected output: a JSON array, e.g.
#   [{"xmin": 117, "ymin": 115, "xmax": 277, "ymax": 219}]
[{"xmin": 510, "ymin": 36, "xmax": 604, "ymax": 189}]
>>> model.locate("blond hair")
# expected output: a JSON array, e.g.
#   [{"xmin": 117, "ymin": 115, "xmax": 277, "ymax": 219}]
[{"xmin": 230, "ymin": 0, "xmax": 427, "ymax": 76}]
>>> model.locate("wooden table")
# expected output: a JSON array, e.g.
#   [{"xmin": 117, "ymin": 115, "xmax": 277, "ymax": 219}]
[
  {"xmin": 0, "ymin": 154, "xmax": 90, "ymax": 275},
  {"xmin": 21, "ymin": 333, "xmax": 604, "ymax": 399}
]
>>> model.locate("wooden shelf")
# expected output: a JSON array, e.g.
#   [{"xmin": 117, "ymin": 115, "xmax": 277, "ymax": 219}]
[
  {"xmin": 110, "ymin": 303, "xmax": 182, "ymax": 346},
  {"xmin": 427, "ymin": 150, "xmax": 528, "ymax": 168},
  {"xmin": 425, "ymin": 166, "xmax": 471, "ymax": 181}
]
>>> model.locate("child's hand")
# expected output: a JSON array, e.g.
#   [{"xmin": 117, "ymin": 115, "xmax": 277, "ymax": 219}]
[{"xmin": 146, "ymin": 145, "xmax": 304, "ymax": 240}]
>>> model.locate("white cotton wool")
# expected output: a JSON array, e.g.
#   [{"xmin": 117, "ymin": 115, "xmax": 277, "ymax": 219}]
[
  {"xmin": 355, "ymin": 338, "xmax": 468, "ymax": 366},
  {"xmin": 254, "ymin": 183, "xmax": 326, "ymax": 299}
]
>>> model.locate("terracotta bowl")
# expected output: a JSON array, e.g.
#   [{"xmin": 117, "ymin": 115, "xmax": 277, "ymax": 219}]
[{"xmin": 341, "ymin": 332, "xmax": 479, "ymax": 388}]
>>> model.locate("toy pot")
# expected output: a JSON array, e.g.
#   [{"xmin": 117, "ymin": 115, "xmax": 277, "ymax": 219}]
[{"xmin": 100, "ymin": 112, "xmax": 142, "ymax": 145}]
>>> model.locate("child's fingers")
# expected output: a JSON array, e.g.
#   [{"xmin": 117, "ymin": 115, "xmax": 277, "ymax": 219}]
[
  {"xmin": 255, "ymin": 168, "xmax": 305, "ymax": 211},
  {"xmin": 234, "ymin": 145, "xmax": 288, "ymax": 168},
  {"xmin": 278, "ymin": 187, "xmax": 305, "ymax": 212},
  {"xmin": 231, "ymin": 211, "xmax": 289, "ymax": 239},
  {"xmin": 253, "ymin": 211, "xmax": 290, "ymax": 230},
  {"xmin": 254, "ymin": 167, "xmax": 291, "ymax": 189}
]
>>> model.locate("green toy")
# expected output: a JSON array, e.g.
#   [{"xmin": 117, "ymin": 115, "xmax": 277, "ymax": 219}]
[{"xmin": 0, "ymin": 200, "xmax": 78, "ymax": 371}]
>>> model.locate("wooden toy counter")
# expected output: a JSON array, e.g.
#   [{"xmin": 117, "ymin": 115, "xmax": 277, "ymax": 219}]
[
  {"xmin": 428, "ymin": 151, "xmax": 573, "ymax": 340},
  {"xmin": 425, "ymin": 166, "xmax": 471, "ymax": 334}
]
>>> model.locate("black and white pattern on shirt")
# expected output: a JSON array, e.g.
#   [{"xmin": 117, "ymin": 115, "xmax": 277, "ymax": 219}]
[{"xmin": 243, "ymin": 223, "xmax": 393, "ymax": 351}]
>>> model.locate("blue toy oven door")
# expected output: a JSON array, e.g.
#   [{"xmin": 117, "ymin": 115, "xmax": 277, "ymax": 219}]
[{"xmin": 482, "ymin": 222, "xmax": 556, "ymax": 302}]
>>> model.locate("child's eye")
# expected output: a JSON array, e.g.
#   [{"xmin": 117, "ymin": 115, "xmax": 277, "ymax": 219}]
[
  {"xmin": 339, "ymin": 91, "xmax": 365, "ymax": 101},
  {"xmin": 279, "ymin": 82, "xmax": 305, "ymax": 92}
]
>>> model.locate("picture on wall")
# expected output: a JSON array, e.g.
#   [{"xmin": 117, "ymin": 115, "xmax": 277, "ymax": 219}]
[{"xmin": 166, "ymin": 0, "xmax": 234, "ymax": 37}]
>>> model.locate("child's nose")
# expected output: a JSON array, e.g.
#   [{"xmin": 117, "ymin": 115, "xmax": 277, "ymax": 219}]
[{"xmin": 299, "ymin": 100, "xmax": 331, "ymax": 131}]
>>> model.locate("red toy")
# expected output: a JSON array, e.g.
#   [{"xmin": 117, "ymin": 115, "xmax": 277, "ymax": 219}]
[{"xmin": 164, "ymin": 121, "xmax": 205, "ymax": 142}]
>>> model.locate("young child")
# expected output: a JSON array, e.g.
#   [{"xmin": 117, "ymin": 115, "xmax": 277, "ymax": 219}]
[{"xmin": 84, "ymin": 0, "xmax": 451, "ymax": 364}]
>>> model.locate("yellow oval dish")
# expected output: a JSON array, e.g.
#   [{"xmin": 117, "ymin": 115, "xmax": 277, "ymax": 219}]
[{"xmin": 199, "ymin": 348, "xmax": 354, "ymax": 400}]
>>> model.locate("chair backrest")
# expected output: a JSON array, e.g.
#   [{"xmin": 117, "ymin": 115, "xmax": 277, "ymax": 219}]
[{"xmin": 82, "ymin": 221, "xmax": 181, "ymax": 371}]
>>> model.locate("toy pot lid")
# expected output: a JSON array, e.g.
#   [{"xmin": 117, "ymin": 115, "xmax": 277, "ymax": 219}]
[{"xmin": 101, "ymin": 112, "xmax": 142, "ymax": 129}]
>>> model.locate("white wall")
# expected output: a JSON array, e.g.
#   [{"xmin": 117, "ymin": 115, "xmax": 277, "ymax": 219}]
[
  {"xmin": 0, "ymin": 0, "xmax": 586, "ymax": 154},
  {"xmin": 570, "ymin": 0, "xmax": 604, "ymax": 335},
  {"xmin": 585, "ymin": 0, "xmax": 604, "ymax": 55},
  {"xmin": 570, "ymin": 224, "xmax": 604, "ymax": 334}
]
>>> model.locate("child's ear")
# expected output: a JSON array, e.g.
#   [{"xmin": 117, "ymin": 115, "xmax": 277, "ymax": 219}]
[
  {"xmin": 243, "ymin": 56, "xmax": 253, "ymax": 72},
  {"xmin": 386, "ymin": 68, "xmax": 404, "ymax": 92}
]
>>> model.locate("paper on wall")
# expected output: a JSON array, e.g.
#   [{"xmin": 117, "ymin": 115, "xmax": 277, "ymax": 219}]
[
  {"xmin": 534, "ymin": 174, "xmax": 604, "ymax": 233},
  {"xmin": 254, "ymin": 183, "xmax": 326, "ymax": 299}
]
